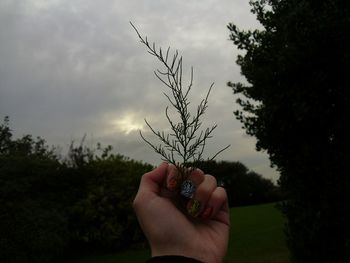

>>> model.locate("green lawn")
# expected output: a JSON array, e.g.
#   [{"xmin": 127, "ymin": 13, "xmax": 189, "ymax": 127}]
[
  {"xmin": 225, "ymin": 203, "xmax": 290, "ymax": 263},
  {"xmin": 64, "ymin": 203, "xmax": 290, "ymax": 263}
]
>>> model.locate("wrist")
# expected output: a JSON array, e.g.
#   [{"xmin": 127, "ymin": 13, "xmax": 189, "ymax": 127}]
[
  {"xmin": 151, "ymin": 245, "xmax": 218, "ymax": 263},
  {"xmin": 147, "ymin": 255, "xmax": 204, "ymax": 263}
]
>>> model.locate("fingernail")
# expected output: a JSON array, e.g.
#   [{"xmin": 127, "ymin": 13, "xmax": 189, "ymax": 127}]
[
  {"xmin": 200, "ymin": 207, "xmax": 213, "ymax": 219},
  {"xmin": 167, "ymin": 177, "xmax": 178, "ymax": 191},
  {"xmin": 180, "ymin": 180, "xmax": 196, "ymax": 198},
  {"xmin": 167, "ymin": 166, "xmax": 180, "ymax": 191},
  {"xmin": 187, "ymin": 199, "xmax": 201, "ymax": 217}
]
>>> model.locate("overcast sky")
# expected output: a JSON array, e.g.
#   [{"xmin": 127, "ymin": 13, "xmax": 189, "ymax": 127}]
[{"xmin": 0, "ymin": 0, "xmax": 279, "ymax": 182}]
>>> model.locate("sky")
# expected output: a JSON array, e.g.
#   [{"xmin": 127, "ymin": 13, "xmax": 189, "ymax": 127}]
[{"xmin": 0, "ymin": 0, "xmax": 279, "ymax": 182}]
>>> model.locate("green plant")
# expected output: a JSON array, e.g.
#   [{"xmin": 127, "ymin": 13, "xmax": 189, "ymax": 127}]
[
  {"xmin": 227, "ymin": 0, "xmax": 350, "ymax": 261},
  {"xmin": 131, "ymin": 23, "xmax": 229, "ymax": 181}
]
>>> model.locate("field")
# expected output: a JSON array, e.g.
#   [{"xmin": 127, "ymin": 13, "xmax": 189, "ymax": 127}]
[
  {"xmin": 64, "ymin": 203, "xmax": 290, "ymax": 263},
  {"xmin": 225, "ymin": 203, "xmax": 289, "ymax": 263}
]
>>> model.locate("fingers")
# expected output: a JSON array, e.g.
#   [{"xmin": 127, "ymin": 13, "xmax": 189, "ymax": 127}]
[
  {"xmin": 204, "ymin": 187, "xmax": 230, "ymax": 225},
  {"xmin": 206, "ymin": 187, "xmax": 227, "ymax": 217},
  {"xmin": 187, "ymin": 174, "xmax": 216, "ymax": 217},
  {"xmin": 138, "ymin": 162, "xmax": 169, "ymax": 195},
  {"xmin": 187, "ymin": 175, "xmax": 229, "ymax": 224},
  {"xmin": 143, "ymin": 163, "xmax": 229, "ymax": 223},
  {"xmin": 166, "ymin": 164, "xmax": 205, "ymax": 192}
]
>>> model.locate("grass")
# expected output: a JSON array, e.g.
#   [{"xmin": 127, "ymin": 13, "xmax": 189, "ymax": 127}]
[
  {"xmin": 63, "ymin": 203, "xmax": 290, "ymax": 263},
  {"xmin": 225, "ymin": 203, "xmax": 290, "ymax": 263}
]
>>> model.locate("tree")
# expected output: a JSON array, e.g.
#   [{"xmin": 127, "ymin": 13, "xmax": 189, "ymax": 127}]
[
  {"xmin": 228, "ymin": 0, "xmax": 350, "ymax": 262},
  {"xmin": 192, "ymin": 160, "xmax": 282, "ymax": 206},
  {"xmin": 0, "ymin": 117, "xmax": 69, "ymax": 263},
  {"xmin": 66, "ymin": 148, "xmax": 153, "ymax": 252},
  {"xmin": 0, "ymin": 117, "xmax": 153, "ymax": 261}
]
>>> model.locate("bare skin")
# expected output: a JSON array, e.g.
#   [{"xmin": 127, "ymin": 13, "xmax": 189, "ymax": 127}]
[{"xmin": 133, "ymin": 163, "xmax": 230, "ymax": 263}]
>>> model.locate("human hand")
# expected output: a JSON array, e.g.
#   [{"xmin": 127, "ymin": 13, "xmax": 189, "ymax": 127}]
[{"xmin": 133, "ymin": 163, "xmax": 230, "ymax": 263}]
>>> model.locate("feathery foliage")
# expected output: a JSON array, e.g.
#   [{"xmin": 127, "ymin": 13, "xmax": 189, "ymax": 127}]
[{"xmin": 131, "ymin": 23, "xmax": 229, "ymax": 179}]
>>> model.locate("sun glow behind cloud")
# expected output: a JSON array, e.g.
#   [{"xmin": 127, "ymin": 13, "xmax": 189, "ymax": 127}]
[{"xmin": 113, "ymin": 113, "xmax": 144, "ymax": 135}]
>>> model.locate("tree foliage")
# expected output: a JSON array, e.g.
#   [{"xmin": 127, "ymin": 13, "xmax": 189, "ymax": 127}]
[
  {"xmin": 192, "ymin": 160, "xmax": 283, "ymax": 207},
  {"xmin": 228, "ymin": 0, "xmax": 350, "ymax": 262},
  {"xmin": 0, "ymin": 117, "xmax": 281, "ymax": 261},
  {"xmin": 0, "ymin": 117, "xmax": 68, "ymax": 262},
  {"xmin": 0, "ymin": 117, "xmax": 152, "ymax": 262}
]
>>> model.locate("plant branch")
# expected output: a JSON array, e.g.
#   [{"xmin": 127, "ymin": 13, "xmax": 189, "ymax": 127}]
[{"xmin": 131, "ymin": 22, "xmax": 230, "ymax": 174}]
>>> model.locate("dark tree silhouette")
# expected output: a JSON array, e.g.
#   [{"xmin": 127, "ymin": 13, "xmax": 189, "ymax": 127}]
[
  {"xmin": 0, "ymin": 117, "xmax": 153, "ymax": 262},
  {"xmin": 228, "ymin": 0, "xmax": 350, "ymax": 262},
  {"xmin": 192, "ymin": 160, "xmax": 283, "ymax": 207}
]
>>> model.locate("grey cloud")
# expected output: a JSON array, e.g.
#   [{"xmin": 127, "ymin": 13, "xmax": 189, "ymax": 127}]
[{"xmin": 0, "ymin": 0, "xmax": 279, "ymax": 181}]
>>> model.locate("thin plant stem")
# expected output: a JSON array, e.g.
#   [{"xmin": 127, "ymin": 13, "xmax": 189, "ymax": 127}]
[{"xmin": 131, "ymin": 22, "xmax": 230, "ymax": 180}]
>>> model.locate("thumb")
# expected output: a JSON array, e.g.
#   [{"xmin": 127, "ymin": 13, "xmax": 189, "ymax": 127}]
[{"xmin": 138, "ymin": 162, "xmax": 169, "ymax": 195}]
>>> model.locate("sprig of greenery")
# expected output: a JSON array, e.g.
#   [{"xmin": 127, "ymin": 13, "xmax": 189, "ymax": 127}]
[{"xmin": 131, "ymin": 22, "xmax": 230, "ymax": 179}]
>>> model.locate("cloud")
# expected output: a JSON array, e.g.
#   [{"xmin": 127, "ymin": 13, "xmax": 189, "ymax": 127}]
[{"xmin": 0, "ymin": 0, "xmax": 279, "ymax": 181}]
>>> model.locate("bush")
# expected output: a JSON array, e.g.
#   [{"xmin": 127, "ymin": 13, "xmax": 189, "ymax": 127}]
[
  {"xmin": 66, "ymin": 150, "xmax": 153, "ymax": 252},
  {"xmin": 0, "ymin": 118, "xmax": 69, "ymax": 262},
  {"xmin": 0, "ymin": 117, "xmax": 153, "ymax": 261},
  {"xmin": 0, "ymin": 201, "xmax": 68, "ymax": 263}
]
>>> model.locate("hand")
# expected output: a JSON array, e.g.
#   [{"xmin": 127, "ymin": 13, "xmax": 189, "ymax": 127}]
[{"xmin": 133, "ymin": 163, "xmax": 230, "ymax": 263}]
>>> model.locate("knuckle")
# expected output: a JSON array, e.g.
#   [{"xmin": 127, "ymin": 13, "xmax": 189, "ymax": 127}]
[
  {"xmin": 206, "ymin": 174, "xmax": 217, "ymax": 186},
  {"xmin": 132, "ymin": 194, "xmax": 141, "ymax": 210}
]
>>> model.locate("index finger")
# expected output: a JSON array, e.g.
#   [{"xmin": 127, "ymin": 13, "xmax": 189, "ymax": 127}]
[{"xmin": 139, "ymin": 162, "xmax": 169, "ymax": 195}]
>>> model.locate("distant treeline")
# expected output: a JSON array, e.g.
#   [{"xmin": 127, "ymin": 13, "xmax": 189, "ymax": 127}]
[
  {"xmin": 192, "ymin": 160, "xmax": 283, "ymax": 207},
  {"xmin": 0, "ymin": 117, "xmax": 283, "ymax": 262}
]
